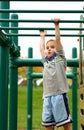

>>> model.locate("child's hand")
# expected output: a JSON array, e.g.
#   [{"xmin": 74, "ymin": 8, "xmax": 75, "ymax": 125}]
[
  {"xmin": 39, "ymin": 30, "xmax": 47, "ymax": 36},
  {"xmin": 53, "ymin": 18, "xmax": 60, "ymax": 25}
]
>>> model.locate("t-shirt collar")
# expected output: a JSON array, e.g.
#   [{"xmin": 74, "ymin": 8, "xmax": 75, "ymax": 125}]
[{"xmin": 45, "ymin": 52, "xmax": 56, "ymax": 62}]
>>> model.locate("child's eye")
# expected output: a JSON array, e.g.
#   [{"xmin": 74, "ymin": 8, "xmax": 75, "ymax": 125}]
[
  {"xmin": 51, "ymin": 46, "xmax": 54, "ymax": 48},
  {"xmin": 46, "ymin": 47, "xmax": 49, "ymax": 49}
]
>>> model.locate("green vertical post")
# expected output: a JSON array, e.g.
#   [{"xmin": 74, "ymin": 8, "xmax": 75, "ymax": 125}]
[
  {"xmin": 72, "ymin": 47, "xmax": 78, "ymax": 130},
  {"xmin": 79, "ymin": 15, "xmax": 83, "ymax": 84},
  {"xmin": 9, "ymin": 14, "xmax": 18, "ymax": 130},
  {"xmin": 9, "ymin": 60, "xmax": 18, "ymax": 130},
  {"xmin": 10, "ymin": 14, "xmax": 18, "ymax": 46},
  {"xmin": 83, "ymin": 35, "xmax": 84, "ymax": 50},
  {"xmin": 0, "ymin": 1, "xmax": 9, "ymax": 33},
  {"xmin": 0, "ymin": 46, "xmax": 9, "ymax": 130},
  {"xmin": 0, "ymin": 2, "xmax": 9, "ymax": 130},
  {"xmin": 27, "ymin": 47, "xmax": 33, "ymax": 130}
]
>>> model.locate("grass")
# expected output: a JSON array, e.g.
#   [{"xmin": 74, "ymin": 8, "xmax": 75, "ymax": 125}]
[
  {"xmin": 8, "ymin": 85, "xmax": 79, "ymax": 130},
  {"xmin": 17, "ymin": 86, "xmax": 27, "ymax": 129},
  {"xmin": 17, "ymin": 86, "xmax": 74, "ymax": 130},
  {"xmin": 17, "ymin": 86, "xmax": 43, "ymax": 130}
]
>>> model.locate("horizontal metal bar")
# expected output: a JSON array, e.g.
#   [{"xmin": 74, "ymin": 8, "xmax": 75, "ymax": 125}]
[
  {"xmin": 5, "ymin": 33, "xmax": 84, "ymax": 37},
  {"xmin": 13, "ymin": 0, "xmax": 84, "ymax": 1},
  {"xmin": 7, "ymin": 0, "xmax": 83, "ymax": 2},
  {"xmin": 0, "ymin": 9, "xmax": 84, "ymax": 13},
  {"xmin": 31, "ymin": 72, "xmax": 74, "ymax": 79},
  {"xmin": 14, "ymin": 58, "xmax": 79, "ymax": 67},
  {"xmin": 31, "ymin": 73, "xmax": 43, "ymax": 78},
  {"xmin": 0, "ymin": 19, "xmax": 84, "ymax": 23},
  {"xmin": 66, "ymin": 73, "xmax": 74, "ymax": 79},
  {"xmin": 1, "ymin": 27, "xmax": 84, "ymax": 31}
]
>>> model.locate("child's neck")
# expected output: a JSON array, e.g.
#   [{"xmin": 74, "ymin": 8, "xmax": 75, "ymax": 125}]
[{"xmin": 46, "ymin": 52, "xmax": 56, "ymax": 62}]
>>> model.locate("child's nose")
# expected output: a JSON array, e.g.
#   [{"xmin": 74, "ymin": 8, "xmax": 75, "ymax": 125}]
[{"xmin": 49, "ymin": 47, "xmax": 51, "ymax": 50}]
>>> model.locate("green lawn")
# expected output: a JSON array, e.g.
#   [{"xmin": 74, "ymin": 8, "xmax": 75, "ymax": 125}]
[
  {"xmin": 17, "ymin": 86, "xmax": 43, "ymax": 130},
  {"xmin": 8, "ymin": 86, "xmax": 79, "ymax": 130}
]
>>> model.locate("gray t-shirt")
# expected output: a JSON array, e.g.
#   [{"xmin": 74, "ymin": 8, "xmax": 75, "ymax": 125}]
[{"xmin": 42, "ymin": 50, "xmax": 69, "ymax": 98}]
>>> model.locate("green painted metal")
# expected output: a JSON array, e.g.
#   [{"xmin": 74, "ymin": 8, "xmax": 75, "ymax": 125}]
[
  {"xmin": 0, "ymin": 27, "xmax": 84, "ymax": 31},
  {"xmin": 0, "ymin": 2, "xmax": 9, "ymax": 130},
  {"xmin": 9, "ymin": 14, "xmax": 19, "ymax": 130},
  {"xmin": 9, "ymin": 59, "xmax": 18, "ymax": 130},
  {"xmin": 79, "ymin": 15, "xmax": 83, "ymax": 84},
  {"xmin": 31, "ymin": 72, "xmax": 74, "ymax": 79},
  {"xmin": 72, "ymin": 48, "xmax": 78, "ymax": 130},
  {"xmin": 83, "ymin": 33, "xmax": 84, "ymax": 50},
  {"xmin": 27, "ymin": 47, "xmax": 33, "ymax": 130},
  {"xmin": 10, "ymin": 14, "xmax": 18, "ymax": 46},
  {"xmin": 0, "ymin": 19, "xmax": 84, "ymax": 23},
  {"xmin": 5, "ymin": 33, "xmax": 84, "ymax": 37},
  {"xmin": 0, "ymin": 29, "xmax": 20, "ymax": 57},
  {"xmin": 0, "ymin": 46, "xmax": 9, "ymax": 130},
  {"xmin": 13, "ymin": 57, "xmax": 79, "ymax": 67},
  {"xmin": 0, "ymin": 2, "xmax": 9, "ymax": 33},
  {"xmin": 0, "ymin": 29, "xmax": 10, "ymax": 46},
  {"xmin": 0, "ymin": 9, "xmax": 84, "ymax": 13}
]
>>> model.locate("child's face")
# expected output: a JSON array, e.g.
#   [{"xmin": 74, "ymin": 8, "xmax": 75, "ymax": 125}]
[{"xmin": 45, "ymin": 40, "xmax": 56, "ymax": 58}]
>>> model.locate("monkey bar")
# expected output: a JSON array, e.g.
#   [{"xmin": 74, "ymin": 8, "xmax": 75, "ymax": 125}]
[
  {"xmin": 0, "ymin": 27, "xmax": 84, "ymax": 31},
  {"xmin": 0, "ymin": 19, "xmax": 84, "ymax": 23},
  {"xmin": 0, "ymin": 9, "xmax": 84, "ymax": 13}
]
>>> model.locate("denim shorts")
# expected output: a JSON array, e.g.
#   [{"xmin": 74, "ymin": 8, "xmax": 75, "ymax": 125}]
[{"xmin": 42, "ymin": 93, "xmax": 72, "ymax": 127}]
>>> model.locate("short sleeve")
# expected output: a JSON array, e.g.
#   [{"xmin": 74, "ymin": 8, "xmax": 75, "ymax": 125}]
[
  {"xmin": 56, "ymin": 50, "xmax": 65, "ymax": 56},
  {"xmin": 41, "ymin": 55, "xmax": 46, "ymax": 65}
]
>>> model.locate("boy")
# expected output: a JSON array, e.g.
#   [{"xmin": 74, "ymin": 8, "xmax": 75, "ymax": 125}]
[{"xmin": 39, "ymin": 18, "xmax": 72, "ymax": 130}]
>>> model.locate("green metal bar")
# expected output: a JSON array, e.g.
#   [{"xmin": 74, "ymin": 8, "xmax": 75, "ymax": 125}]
[
  {"xmin": 0, "ymin": 2, "xmax": 9, "ymax": 130},
  {"xmin": 9, "ymin": 42, "xmax": 20, "ymax": 57},
  {"xmin": 83, "ymin": 32, "xmax": 84, "ymax": 50},
  {"xmin": 9, "ymin": 14, "xmax": 19, "ymax": 130},
  {"xmin": 9, "ymin": 59, "xmax": 18, "ymax": 130},
  {"xmin": 14, "ymin": 58, "xmax": 79, "ymax": 67},
  {"xmin": 0, "ymin": 29, "xmax": 20, "ymax": 56},
  {"xmin": 31, "ymin": 73, "xmax": 42, "ymax": 78},
  {"xmin": 0, "ymin": 46, "xmax": 9, "ymax": 130},
  {"xmin": 0, "ymin": 29, "xmax": 10, "ymax": 46},
  {"xmin": 5, "ymin": 33, "xmax": 84, "ymax": 37},
  {"xmin": 10, "ymin": 14, "xmax": 18, "ymax": 46},
  {"xmin": 0, "ymin": 9, "xmax": 84, "ymax": 13},
  {"xmin": 79, "ymin": 15, "xmax": 83, "ymax": 84},
  {"xmin": 72, "ymin": 48, "xmax": 78, "ymax": 130},
  {"xmin": 0, "ymin": 2, "xmax": 9, "ymax": 33},
  {"xmin": 0, "ymin": 19, "xmax": 83, "ymax": 23},
  {"xmin": 31, "ymin": 73, "xmax": 74, "ymax": 79},
  {"xmin": 0, "ymin": 27, "xmax": 84, "ymax": 31},
  {"xmin": 27, "ymin": 48, "xmax": 33, "ymax": 130}
]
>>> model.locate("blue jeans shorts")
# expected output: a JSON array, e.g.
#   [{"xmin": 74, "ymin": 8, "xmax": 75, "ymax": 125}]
[{"xmin": 42, "ymin": 93, "xmax": 72, "ymax": 127}]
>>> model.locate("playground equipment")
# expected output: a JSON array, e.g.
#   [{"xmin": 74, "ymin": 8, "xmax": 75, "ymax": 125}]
[
  {"xmin": 79, "ymin": 15, "xmax": 84, "ymax": 130},
  {"xmin": 0, "ymin": 1, "xmax": 84, "ymax": 130}
]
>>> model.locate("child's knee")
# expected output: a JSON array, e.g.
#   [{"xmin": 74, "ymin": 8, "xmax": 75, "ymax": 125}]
[{"xmin": 63, "ymin": 123, "xmax": 72, "ymax": 130}]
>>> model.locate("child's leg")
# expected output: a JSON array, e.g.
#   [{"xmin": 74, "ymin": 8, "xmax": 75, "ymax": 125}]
[
  {"xmin": 45, "ymin": 126, "xmax": 53, "ymax": 130},
  {"xmin": 63, "ymin": 123, "xmax": 72, "ymax": 130}
]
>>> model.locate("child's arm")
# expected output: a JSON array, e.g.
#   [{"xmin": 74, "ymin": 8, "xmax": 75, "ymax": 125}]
[
  {"xmin": 39, "ymin": 30, "xmax": 46, "ymax": 57},
  {"xmin": 54, "ymin": 18, "xmax": 63, "ymax": 50}
]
